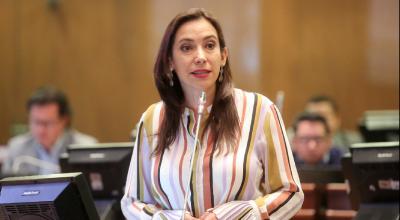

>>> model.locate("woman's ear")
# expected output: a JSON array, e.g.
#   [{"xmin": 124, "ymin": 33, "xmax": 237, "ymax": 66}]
[
  {"xmin": 168, "ymin": 57, "xmax": 175, "ymax": 71},
  {"xmin": 221, "ymin": 47, "xmax": 228, "ymax": 66}
]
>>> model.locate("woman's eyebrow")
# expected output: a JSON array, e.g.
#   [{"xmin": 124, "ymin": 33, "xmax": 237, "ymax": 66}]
[
  {"xmin": 203, "ymin": 35, "xmax": 218, "ymax": 41},
  {"xmin": 177, "ymin": 38, "xmax": 194, "ymax": 44},
  {"xmin": 176, "ymin": 35, "xmax": 218, "ymax": 44}
]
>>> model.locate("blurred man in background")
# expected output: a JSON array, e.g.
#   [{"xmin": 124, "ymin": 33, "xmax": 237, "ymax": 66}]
[
  {"xmin": 305, "ymin": 95, "xmax": 362, "ymax": 153},
  {"xmin": 292, "ymin": 112, "xmax": 343, "ymax": 166},
  {"xmin": 2, "ymin": 86, "xmax": 97, "ymax": 176}
]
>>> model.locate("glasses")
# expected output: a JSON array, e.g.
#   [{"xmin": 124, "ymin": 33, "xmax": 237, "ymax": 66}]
[
  {"xmin": 30, "ymin": 119, "xmax": 61, "ymax": 129},
  {"xmin": 295, "ymin": 136, "xmax": 328, "ymax": 145}
]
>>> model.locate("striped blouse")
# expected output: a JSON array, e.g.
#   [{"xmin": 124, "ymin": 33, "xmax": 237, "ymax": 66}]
[{"xmin": 121, "ymin": 88, "xmax": 304, "ymax": 220}]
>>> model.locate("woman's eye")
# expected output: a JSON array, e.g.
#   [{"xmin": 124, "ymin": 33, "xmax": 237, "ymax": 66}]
[
  {"xmin": 180, "ymin": 45, "xmax": 192, "ymax": 52},
  {"xmin": 206, "ymin": 42, "xmax": 216, "ymax": 49}
]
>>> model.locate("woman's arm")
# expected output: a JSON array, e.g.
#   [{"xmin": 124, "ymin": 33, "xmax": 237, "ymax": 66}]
[
  {"xmin": 121, "ymin": 112, "xmax": 198, "ymax": 220},
  {"xmin": 121, "ymin": 118, "xmax": 159, "ymax": 219},
  {"xmin": 207, "ymin": 104, "xmax": 303, "ymax": 220}
]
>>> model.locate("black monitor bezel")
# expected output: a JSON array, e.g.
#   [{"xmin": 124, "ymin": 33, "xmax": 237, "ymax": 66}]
[{"xmin": 0, "ymin": 172, "xmax": 99, "ymax": 220}]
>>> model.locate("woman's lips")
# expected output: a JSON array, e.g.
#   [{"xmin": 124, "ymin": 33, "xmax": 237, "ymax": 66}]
[{"xmin": 191, "ymin": 69, "xmax": 210, "ymax": 78}]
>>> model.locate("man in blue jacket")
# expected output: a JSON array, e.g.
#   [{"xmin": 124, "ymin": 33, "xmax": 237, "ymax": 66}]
[{"xmin": 291, "ymin": 112, "xmax": 343, "ymax": 166}]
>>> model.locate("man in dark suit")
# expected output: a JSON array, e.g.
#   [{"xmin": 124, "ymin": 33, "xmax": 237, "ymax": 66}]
[{"xmin": 291, "ymin": 112, "xmax": 343, "ymax": 166}]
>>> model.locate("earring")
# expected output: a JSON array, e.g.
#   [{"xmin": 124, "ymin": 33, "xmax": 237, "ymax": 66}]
[
  {"xmin": 218, "ymin": 66, "xmax": 224, "ymax": 82},
  {"xmin": 169, "ymin": 69, "xmax": 174, "ymax": 87}
]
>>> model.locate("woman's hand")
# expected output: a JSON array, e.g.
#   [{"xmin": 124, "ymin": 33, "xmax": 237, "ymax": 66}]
[{"xmin": 200, "ymin": 212, "xmax": 217, "ymax": 220}]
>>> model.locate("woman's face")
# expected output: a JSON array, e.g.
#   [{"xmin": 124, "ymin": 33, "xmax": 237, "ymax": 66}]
[{"xmin": 170, "ymin": 18, "xmax": 227, "ymax": 97}]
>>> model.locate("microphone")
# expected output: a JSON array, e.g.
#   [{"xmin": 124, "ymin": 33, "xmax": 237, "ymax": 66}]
[
  {"xmin": 275, "ymin": 90, "xmax": 285, "ymax": 113},
  {"xmin": 181, "ymin": 91, "xmax": 206, "ymax": 220}
]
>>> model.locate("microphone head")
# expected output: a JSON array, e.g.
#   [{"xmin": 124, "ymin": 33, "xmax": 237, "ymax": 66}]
[
  {"xmin": 200, "ymin": 91, "xmax": 206, "ymax": 104},
  {"xmin": 198, "ymin": 91, "xmax": 206, "ymax": 114}
]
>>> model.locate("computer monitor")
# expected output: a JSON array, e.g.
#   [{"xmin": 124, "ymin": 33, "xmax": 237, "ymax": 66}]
[
  {"xmin": 59, "ymin": 142, "xmax": 133, "ymax": 199},
  {"xmin": 346, "ymin": 141, "xmax": 399, "ymax": 220},
  {"xmin": 0, "ymin": 172, "xmax": 99, "ymax": 220},
  {"xmin": 359, "ymin": 110, "xmax": 399, "ymax": 142},
  {"xmin": 349, "ymin": 141, "xmax": 399, "ymax": 203},
  {"xmin": 297, "ymin": 164, "xmax": 344, "ymax": 184}
]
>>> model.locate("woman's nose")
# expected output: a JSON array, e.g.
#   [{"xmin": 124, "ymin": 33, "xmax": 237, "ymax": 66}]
[{"xmin": 194, "ymin": 48, "xmax": 206, "ymax": 64}]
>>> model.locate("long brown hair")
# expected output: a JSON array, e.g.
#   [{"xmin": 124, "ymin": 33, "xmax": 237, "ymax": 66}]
[{"xmin": 153, "ymin": 8, "xmax": 240, "ymax": 155}]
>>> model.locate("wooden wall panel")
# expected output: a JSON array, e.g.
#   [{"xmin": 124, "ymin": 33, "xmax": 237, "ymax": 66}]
[
  {"xmin": 0, "ymin": 0, "xmax": 157, "ymax": 144},
  {"xmin": 0, "ymin": 0, "xmax": 398, "ymax": 144},
  {"xmin": 0, "ymin": 0, "xmax": 17, "ymax": 144},
  {"xmin": 261, "ymin": 0, "xmax": 399, "ymax": 129}
]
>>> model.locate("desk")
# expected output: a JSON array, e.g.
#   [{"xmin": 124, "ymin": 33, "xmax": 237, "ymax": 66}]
[{"xmin": 293, "ymin": 183, "xmax": 356, "ymax": 220}]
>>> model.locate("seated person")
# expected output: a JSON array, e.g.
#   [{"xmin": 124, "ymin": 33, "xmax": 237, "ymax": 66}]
[
  {"xmin": 305, "ymin": 95, "xmax": 362, "ymax": 152},
  {"xmin": 2, "ymin": 86, "xmax": 98, "ymax": 176},
  {"xmin": 292, "ymin": 112, "xmax": 343, "ymax": 166}
]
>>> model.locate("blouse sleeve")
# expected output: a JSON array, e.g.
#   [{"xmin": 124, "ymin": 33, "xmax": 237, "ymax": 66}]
[
  {"xmin": 121, "ymin": 114, "xmax": 188, "ymax": 220},
  {"xmin": 208, "ymin": 104, "xmax": 304, "ymax": 220}
]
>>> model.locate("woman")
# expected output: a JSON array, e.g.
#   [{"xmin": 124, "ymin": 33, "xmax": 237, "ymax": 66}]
[{"xmin": 121, "ymin": 8, "xmax": 303, "ymax": 220}]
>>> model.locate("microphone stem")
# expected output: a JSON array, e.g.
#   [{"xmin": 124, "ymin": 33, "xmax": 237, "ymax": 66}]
[{"xmin": 181, "ymin": 91, "xmax": 206, "ymax": 220}]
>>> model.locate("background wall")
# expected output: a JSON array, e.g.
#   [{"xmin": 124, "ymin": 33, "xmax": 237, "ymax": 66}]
[
  {"xmin": 261, "ymin": 0, "xmax": 399, "ymax": 126},
  {"xmin": 0, "ymin": 0, "xmax": 398, "ymax": 144}
]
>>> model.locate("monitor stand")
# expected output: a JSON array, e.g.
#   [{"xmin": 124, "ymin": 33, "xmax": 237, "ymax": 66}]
[
  {"xmin": 354, "ymin": 203, "xmax": 399, "ymax": 220},
  {"xmin": 94, "ymin": 199, "xmax": 124, "ymax": 220}
]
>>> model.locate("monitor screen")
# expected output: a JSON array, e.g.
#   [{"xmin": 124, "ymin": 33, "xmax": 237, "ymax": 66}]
[
  {"xmin": 297, "ymin": 164, "xmax": 344, "ymax": 184},
  {"xmin": 59, "ymin": 142, "xmax": 133, "ymax": 199},
  {"xmin": 359, "ymin": 110, "xmax": 399, "ymax": 142},
  {"xmin": 348, "ymin": 141, "xmax": 399, "ymax": 204},
  {"xmin": 0, "ymin": 172, "xmax": 99, "ymax": 220}
]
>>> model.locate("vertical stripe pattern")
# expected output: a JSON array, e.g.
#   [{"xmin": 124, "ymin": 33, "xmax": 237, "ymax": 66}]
[{"xmin": 121, "ymin": 88, "xmax": 304, "ymax": 220}]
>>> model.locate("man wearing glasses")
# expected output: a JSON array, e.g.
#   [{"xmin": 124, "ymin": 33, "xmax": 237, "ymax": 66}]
[
  {"xmin": 291, "ymin": 112, "xmax": 343, "ymax": 166},
  {"xmin": 2, "ymin": 86, "xmax": 97, "ymax": 176}
]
